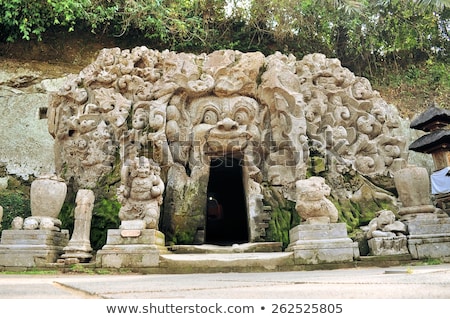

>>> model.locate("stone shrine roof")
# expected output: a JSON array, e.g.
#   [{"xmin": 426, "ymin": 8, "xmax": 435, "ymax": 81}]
[
  {"xmin": 409, "ymin": 129, "xmax": 450, "ymax": 153},
  {"xmin": 410, "ymin": 106, "xmax": 450, "ymax": 132}
]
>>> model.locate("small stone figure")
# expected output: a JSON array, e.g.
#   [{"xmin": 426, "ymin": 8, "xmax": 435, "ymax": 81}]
[
  {"xmin": 117, "ymin": 156, "xmax": 164, "ymax": 229},
  {"xmin": 295, "ymin": 176, "xmax": 338, "ymax": 224},
  {"xmin": 11, "ymin": 216, "xmax": 24, "ymax": 230}
]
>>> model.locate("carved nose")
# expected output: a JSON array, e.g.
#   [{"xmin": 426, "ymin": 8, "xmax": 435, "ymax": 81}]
[{"xmin": 217, "ymin": 117, "xmax": 238, "ymax": 131}]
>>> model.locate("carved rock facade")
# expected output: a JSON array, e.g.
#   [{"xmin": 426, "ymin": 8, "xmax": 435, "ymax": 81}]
[{"xmin": 48, "ymin": 48, "xmax": 407, "ymax": 244}]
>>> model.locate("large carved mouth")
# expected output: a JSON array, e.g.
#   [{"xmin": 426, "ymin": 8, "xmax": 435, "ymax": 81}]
[{"xmin": 205, "ymin": 128, "xmax": 252, "ymax": 154}]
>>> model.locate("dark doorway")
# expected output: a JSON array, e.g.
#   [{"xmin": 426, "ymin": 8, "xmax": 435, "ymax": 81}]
[{"xmin": 205, "ymin": 157, "xmax": 248, "ymax": 245}]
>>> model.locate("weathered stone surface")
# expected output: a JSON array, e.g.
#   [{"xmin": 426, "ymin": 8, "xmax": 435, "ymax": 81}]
[
  {"xmin": 295, "ymin": 176, "xmax": 338, "ymax": 224},
  {"xmin": 48, "ymin": 48, "xmax": 409, "ymax": 244},
  {"xmin": 394, "ymin": 166, "xmax": 436, "ymax": 215},
  {"xmin": 0, "ymin": 93, "xmax": 55, "ymax": 179},
  {"xmin": 120, "ymin": 229, "xmax": 142, "ymax": 237},
  {"xmin": 61, "ymin": 189, "xmax": 95, "ymax": 262},
  {"xmin": 30, "ymin": 174, "xmax": 67, "ymax": 219},
  {"xmin": 368, "ymin": 237, "xmax": 409, "ymax": 256},
  {"xmin": 289, "ymin": 223, "xmax": 348, "ymax": 242},
  {"xmin": 286, "ymin": 223, "xmax": 359, "ymax": 264},
  {"xmin": 0, "ymin": 229, "xmax": 69, "ymax": 267},
  {"xmin": 97, "ymin": 229, "xmax": 167, "ymax": 268},
  {"xmin": 104, "ymin": 229, "xmax": 165, "ymax": 246},
  {"xmin": 117, "ymin": 156, "xmax": 164, "ymax": 229}
]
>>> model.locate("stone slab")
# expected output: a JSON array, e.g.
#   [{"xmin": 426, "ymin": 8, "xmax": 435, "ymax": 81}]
[
  {"xmin": 0, "ymin": 229, "xmax": 69, "ymax": 246},
  {"xmin": 288, "ymin": 245, "xmax": 358, "ymax": 265},
  {"xmin": 368, "ymin": 237, "xmax": 409, "ymax": 256},
  {"xmin": 0, "ymin": 230, "xmax": 69, "ymax": 267},
  {"xmin": 407, "ymin": 235, "xmax": 450, "ymax": 259},
  {"xmin": 105, "ymin": 229, "xmax": 165, "ymax": 246},
  {"xmin": 96, "ymin": 245, "xmax": 162, "ymax": 268},
  {"xmin": 406, "ymin": 220, "xmax": 450, "ymax": 235},
  {"xmin": 289, "ymin": 223, "xmax": 348, "ymax": 241},
  {"xmin": 0, "ymin": 248, "xmax": 65, "ymax": 267},
  {"xmin": 168, "ymin": 242, "xmax": 283, "ymax": 254},
  {"xmin": 287, "ymin": 223, "xmax": 359, "ymax": 264},
  {"xmin": 120, "ymin": 229, "xmax": 142, "ymax": 237},
  {"xmin": 160, "ymin": 252, "xmax": 294, "ymax": 270}
]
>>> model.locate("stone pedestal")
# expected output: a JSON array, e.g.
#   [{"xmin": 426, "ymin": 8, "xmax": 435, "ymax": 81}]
[
  {"xmin": 0, "ymin": 229, "xmax": 69, "ymax": 267},
  {"xmin": 403, "ymin": 214, "xmax": 450, "ymax": 259},
  {"xmin": 368, "ymin": 237, "xmax": 409, "ymax": 256},
  {"xmin": 96, "ymin": 229, "xmax": 168, "ymax": 268},
  {"xmin": 286, "ymin": 223, "xmax": 359, "ymax": 264}
]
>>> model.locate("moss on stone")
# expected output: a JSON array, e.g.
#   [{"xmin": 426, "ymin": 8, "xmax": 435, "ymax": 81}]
[
  {"xmin": 90, "ymin": 198, "xmax": 121, "ymax": 251},
  {"xmin": 262, "ymin": 185, "xmax": 299, "ymax": 249}
]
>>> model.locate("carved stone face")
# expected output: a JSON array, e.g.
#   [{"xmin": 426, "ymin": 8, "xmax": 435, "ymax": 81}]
[
  {"xmin": 132, "ymin": 108, "xmax": 148, "ymax": 130},
  {"xmin": 190, "ymin": 95, "xmax": 260, "ymax": 156}
]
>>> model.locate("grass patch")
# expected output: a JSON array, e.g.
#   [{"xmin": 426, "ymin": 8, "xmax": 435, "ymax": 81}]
[{"xmin": 0, "ymin": 269, "xmax": 59, "ymax": 275}]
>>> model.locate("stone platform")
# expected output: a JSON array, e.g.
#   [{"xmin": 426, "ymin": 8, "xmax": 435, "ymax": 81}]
[
  {"xmin": 96, "ymin": 229, "xmax": 168, "ymax": 268},
  {"xmin": 0, "ymin": 229, "xmax": 69, "ymax": 267},
  {"xmin": 286, "ymin": 223, "xmax": 360, "ymax": 264},
  {"xmin": 404, "ymin": 214, "xmax": 450, "ymax": 259}
]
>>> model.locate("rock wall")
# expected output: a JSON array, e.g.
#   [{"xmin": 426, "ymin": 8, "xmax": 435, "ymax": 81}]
[{"xmin": 0, "ymin": 62, "xmax": 74, "ymax": 181}]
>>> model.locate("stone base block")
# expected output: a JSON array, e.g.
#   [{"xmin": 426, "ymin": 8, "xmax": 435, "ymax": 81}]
[
  {"xmin": 0, "ymin": 229, "xmax": 69, "ymax": 267},
  {"xmin": 407, "ymin": 235, "xmax": 450, "ymax": 259},
  {"xmin": 96, "ymin": 229, "xmax": 168, "ymax": 268},
  {"xmin": 289, "ymin": 223, "xmax": 349, "ymax": 242},
  {"xmin": 403, "ymin": 214, "xmax": 450, "ymax": 259},
  {"xmin": 404, "ymin": 214, "xmax": 450, "ymax": 235},
  {"xmin": 286, "ymin": 223, "xmax": 359, "ymax": 264},
  {"xmin": 368, "ymin": 237, "xmax": 409, "ymax": 256},
  {"xmin": 105, "ymin": 229, "xmax": 166, "ymax": 246}
]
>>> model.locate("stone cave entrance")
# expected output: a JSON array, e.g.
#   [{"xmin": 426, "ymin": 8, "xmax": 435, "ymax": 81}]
[{"xmin": 205, "ymin": 157, "xmax": 249, "ymax": 245}]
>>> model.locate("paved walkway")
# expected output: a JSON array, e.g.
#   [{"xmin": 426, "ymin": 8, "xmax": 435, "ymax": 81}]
[{"xmin": 1, "ymin": 263, "xmax": 449, "ymax": 299}]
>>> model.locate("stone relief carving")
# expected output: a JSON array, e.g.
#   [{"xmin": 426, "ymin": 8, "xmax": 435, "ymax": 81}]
[
  {"xmin": 48, "ymin": 47, "xmax": 408, "ymax": 242},
  {"xmin": 364, "ymin": 209, "xmax": 409, "ymax": 256},
  {"xmin": 117, "ymin": 156, "xmax": 164, "ymax": 229}
]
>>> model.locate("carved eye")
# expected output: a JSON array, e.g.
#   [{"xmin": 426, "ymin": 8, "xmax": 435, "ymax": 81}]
[
  {"xmin": 202, "ymin": 110, "xmax": 218, "ymax": 125},
  {"xmin": 234, "ymin": 110, "xmax": 249, "ymax": 125}
]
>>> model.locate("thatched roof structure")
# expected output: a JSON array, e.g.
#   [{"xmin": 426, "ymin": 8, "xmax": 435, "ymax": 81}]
[
  {"xmin": 410, "ymin": 106, "xmax": 450, "ymax": 132},
  {"xmin": 409, "ymin": 129, "xmax": 450, "ymax": 153}
]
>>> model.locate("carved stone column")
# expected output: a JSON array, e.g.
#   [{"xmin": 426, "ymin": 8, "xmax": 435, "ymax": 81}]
[
  {"xmin": 61, "ymin": 189, "xmax": 95, "ymax": 263},
  {"xmin": 394, "ymin": 165, "xmax": 450, "ymax": 259}
]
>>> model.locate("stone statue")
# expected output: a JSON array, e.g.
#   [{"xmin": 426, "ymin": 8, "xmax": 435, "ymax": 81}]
[
  {"xmin": 295, "ymin": 176, "xmax": 338, "ymax": 224},
  {"xmin": 117, "ymin": 156, "xmax": 164, "ymax": 229},
  {"xmin": 11, "ymin": 216, "xmax": 23, "ymax": 230}
]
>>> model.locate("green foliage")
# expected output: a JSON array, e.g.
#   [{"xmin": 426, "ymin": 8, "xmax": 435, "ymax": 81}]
[
  {"xmin": 1, "ymin": 0, "xmax": 448, "ymax": 76},
  {"xmin": 90, "ymin": 197, "xmax": 121, "ymax": 251},
  {"xmin": 262, "ymin": 185, "xmax": 299, "ymax": 249},
  {"xmin": 172, "ymin": 229, "xmax": 196, "ymax": 245},
  {"xmin": 0, "ymin": 0, "xmax": 87, "ymax": 41},
  {"xmin": 0, "ymin": 189, "xmax": 31, "ymax": 230}
]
